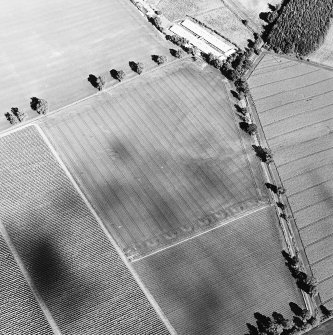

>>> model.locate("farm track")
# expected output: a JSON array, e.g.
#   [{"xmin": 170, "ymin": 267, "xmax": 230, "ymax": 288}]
[
  {"xmin": 248, "ymin": 53, "xmax": 333, "ymax": 306},
  {"xmin": 0, "ymin": 125, "xmax": 173, "ymax": 335},
  {"xmin": 42, "ymin": 60, "xmax": 265, "ymax": 259}
]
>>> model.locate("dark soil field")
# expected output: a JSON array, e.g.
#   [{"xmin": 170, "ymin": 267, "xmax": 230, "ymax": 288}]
[
  {"xmin": 0, "ymin": 126, "xmax": 171, "ymax": 335},
  {"xmin": 0, "ymin": 0, "xmax": 171, "ymax": 132},
  {"xmin": 133, "ymin": 205, "xmax": 304, "ymax": 335},
  {"xmin": 248, "ymin": 53, "xmax": 333, "ymax": 308},
  {"xmin": 0, "ymin": 234, "xmax": 53, "ymax": 334},
  {"xmin": 41, "ymin": 59, "xmax": 267, "ymax": 259}
]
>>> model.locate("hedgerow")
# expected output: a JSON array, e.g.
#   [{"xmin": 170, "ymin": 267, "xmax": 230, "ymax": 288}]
[{"xmin": 264, "ymin": 0, "xmax": 333, "ymax": 55}]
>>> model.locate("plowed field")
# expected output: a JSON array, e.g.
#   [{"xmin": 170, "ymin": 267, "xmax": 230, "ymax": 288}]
[
  {"xmin": 41, "ymin": 59, "xmax": 267, "ymax": 259},
  {"xmin": 0, "ymin": 126, "xmax": 170, "ymax": 335},
  {"xmin": 133, "ymin": 205, "xmax": 304, "ymax": 335},
  {"xmin": 0, "ymin": 234, "xmax": 53, "ymax": 335},
  {"xmin": 248, "ymin": 53, "xmax": 333, "ymax": 307}
]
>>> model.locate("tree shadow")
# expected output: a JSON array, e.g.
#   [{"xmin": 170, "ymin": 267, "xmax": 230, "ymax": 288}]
[
  {"xmin": 110, "ymin": 69, "xmax": 118, "ymax": 80},
  {"xmin": 169, "ymin": 48, "xmax": 177, "ymax": 57},
  {"xmin": 30, "ymin": 97, "xmax": 40, "ymax": 111},
  {"xmin": 289, "ymin": 302, "xmax": 303, "ymax": 317},
  {"xmin": 129, "ymin": 61, "xmax": 137, "ymax": 72},
  {"xmin": 87, "ymin": 74, "xmax": 98, "ymax": 89},
  {"xmin": 230, "ymin": 90, "xmax": 239, "ymax": 99}
]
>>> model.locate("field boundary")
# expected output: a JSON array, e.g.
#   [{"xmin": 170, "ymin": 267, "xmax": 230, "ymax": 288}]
[
  {"xmin": 32, "ymin": 124, "xmax": 177, "ymax": 335},
  {"xmin": 133, "ymin": 203, "xmax": 271, "ymax": 263},
  {"xmin": 0, "ymin": 220, "xmax": 62, "ymax": 335}
]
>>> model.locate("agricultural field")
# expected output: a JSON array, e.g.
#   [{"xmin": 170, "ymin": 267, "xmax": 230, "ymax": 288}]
[
  {"xmin": 224, "ymin": 0, "xmax": 282, "ymax": 29},
  {"xmin": 248, "ymin": 53, "xmax": 333, "ymax": 308},
  {"xmin": 147, "ymin": 0, "xmax": 223, "ymax": 21},
  {"xmin": 0, "ymin": 0, "xmax": 171, "ymax": 131},
  {"xmin": 0, "ymin": 234, "xmax": 53, "ymax": 334},
  {"xmin": 41, "ymin": 59, "xmax": 268, "ymax": 259},
  {"xmin": 195, "ymin": 4, "xmax": 254, "ymax": 49},
  {"xmin": 0, "ymin": 126, "xmax": 171, "ymax": 335},
  {"xmin": 134, "ymin": 205, "xmax": 304, "ymax": 335}
]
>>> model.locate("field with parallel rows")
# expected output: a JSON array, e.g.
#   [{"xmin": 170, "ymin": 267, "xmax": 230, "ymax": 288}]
[
  {"xmin": 134, "ymin": 205, "xmax": 304, "ymax": 335},
  {"xmin": 41, "ymin": 59, "xmax": 267, "ymax": 259},
  {"xmin": 248, "ymin": 53, "xmax": 333, "ymax": 307},
  {"xmin": 0, "ymin": 126, "xmax": 170, "ymax": 335},
  {"xmin": 0, "ymin": 0, "xmax": 171, "ymax": 131},
  {"xmin": 0, "ymin": 234, "xmax": 53, "ymax": 335}
]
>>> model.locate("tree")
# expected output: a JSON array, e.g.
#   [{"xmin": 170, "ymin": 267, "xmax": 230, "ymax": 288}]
[
  {"xmin": 30, "ymin": 97, "xmax": 48, "ymax": 115},
  {"xmin": 252, "ymin": 145, "xmax": 273, "ymax": 163},
  {"xmin": 171, "ymin": 48, "xmax": 184, "ymax": 58},
  {"xmin": 96, "ymin": 75, "xmax": 105, "ymax": 90},
  {"xmin": 240, "ymin": 122, "xmax": 257, "ymax": 135},
  {"xmin": 135, "ymin": 62, "xmax": 144, "ymax": 74},
  {"xmin": 153, "ymin": 55, "xmax": 167, "ymax": 65},
  {"xmin": 4, "ymin": 111, "xmax": 18, "ymax": 125},
  {"xmin": 320, "ymin": 304, "xmax": 333, "ymax": 319},
  {"xmin": 115, "ymin": 70, "xmax": 126, "ymax": 82},
  {"xmin": 272, "ymin": 312, "xmax": 293, "ymax": 329},
  {"xmin": 11, "ymin": 107, "xmax": 26, "ymax": 122}
]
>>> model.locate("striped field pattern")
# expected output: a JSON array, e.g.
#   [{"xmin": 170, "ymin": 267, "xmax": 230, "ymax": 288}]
[
  {"xmin": 42, "ymin": 60, "xmax": 267, "ymax": 259},
  {"xmin": 0, "ymin": 126, "xmax": 170, "ymax": 335},
  {"xmin": 134, "ymin": 205, "xmax": 304, "ymax": 335},
  {"xmin": 0, "ymin": 234, "xmax": 53, "ymax": 335},
  {"xmin": 0, "ymin": 0, "xmax": 171, "ymax": 131},
  {"xmin": 248, "ymin": 53, "xmax": 333, "ymax": 307}
]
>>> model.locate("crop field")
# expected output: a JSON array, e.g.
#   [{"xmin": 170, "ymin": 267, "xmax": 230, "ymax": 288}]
[
  {"xmin": 0, "ymin": 126, "xmax": 170, "ymax": 335},
  {"xmin": 41, "ymin": 59, "xmax": 267, "ymax": 259},
  {"xmin": 134, "ymin": 205, "xmax": 304, "ymax": 335},
  {"xmin": 225, "ymin": 0, "xmax": 282, "ymax": 28},
  {"xmin": 195, "ymin": 4, "xmax": 254, "ymax": 49},
  {"xmin": 0, "ymin": 234, "xmax": 53, "ymax": 335},
  {"xmin": 248, "ymin": 53, "xmax": 333, "ymax": 308},
  {"xmin": 148, "ymin": 0, "xmax": 223, "ymax": 21},
  {"xmin": 0, "ymin": 0, "xmax": 171, "ymax": 131}
]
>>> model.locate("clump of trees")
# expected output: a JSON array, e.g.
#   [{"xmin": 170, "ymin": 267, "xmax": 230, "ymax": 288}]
[
  {"xmin": 152, "ymin": 55, "xmax": 167, "ymax": 65},
  {"xmin": 245, "ymin": 302, "xmax": 333, "ymax": 335},
  {"xmin": 30, "ymin": 97, "xmax": 49, "ymax": 115},
  {"xmin": 170, "ymin": 48, "xmax": 185, "ymax": 58},
  {"xmin": 282, "ymin": 250, "xmax": 318, "ymax": 297},
  {"xmin": 262, "ymin": 0, "xmax": 333, "ymax": 55},
  {"xmin": 114, "ymin": 70, "xmax": 126, "ymax": 82},
  {"xmin": 165, "ymin": 34, "xmax": 189, "ymax": 47},
  {"xmin": 239, "ymin": 122, "xmax": 257, "ymax": 135},
  {"xmin": 149, "ymin": 15, "xmax": 163, "ymax": 31},
  {"xmin": 252, "ymin": 145, "xmax": 273, "ymax": 163},
  {"xmin": 129, "ymin": 61, "xmax": 144, "ymax": 74}
]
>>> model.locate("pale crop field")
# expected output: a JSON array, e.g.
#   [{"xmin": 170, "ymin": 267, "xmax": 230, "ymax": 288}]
[
  {"xmin": 134, "ymin": 205, "xmax": 304, "ymax": 335},
  {"xmin": 0, "ymin": 234, "xmax": 53, "ymax": 334},
  {"xmin": 195, "ymin": 4, "xmax": 254, "ymax": 49},
  {"xmin": 309, "ymin": 24, "xmax": 333, "ymax": 68},
  {"xmin": 225, "ymin": 0, "xmax": 282, "ymax": 28},
  {"xmin": 41, "ymin": 59, "xmax": 267, "ymax": 260},
  {"xmin": 248, "ymin": 53, "xmax": 333, "ymax": 307},
  {"xmin": 0, "ymin": 0, "xmax": 171, "ymax": 132},
  {"xmin": 0, "ymin": 126, "xmax": 170, "ymax": 335},
  {"xmin": 149, "ymin": 0, "xmax": 223, "ymax": 21}
]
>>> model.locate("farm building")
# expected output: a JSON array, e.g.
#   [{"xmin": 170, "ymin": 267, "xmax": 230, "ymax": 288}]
[
  {"xmin": 170, "ymin": 24, "xmax": 226, "ymax": 59},
  {"xmin": 181, "ymin": 18, "xmax": 236, "ymax": 56}
]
